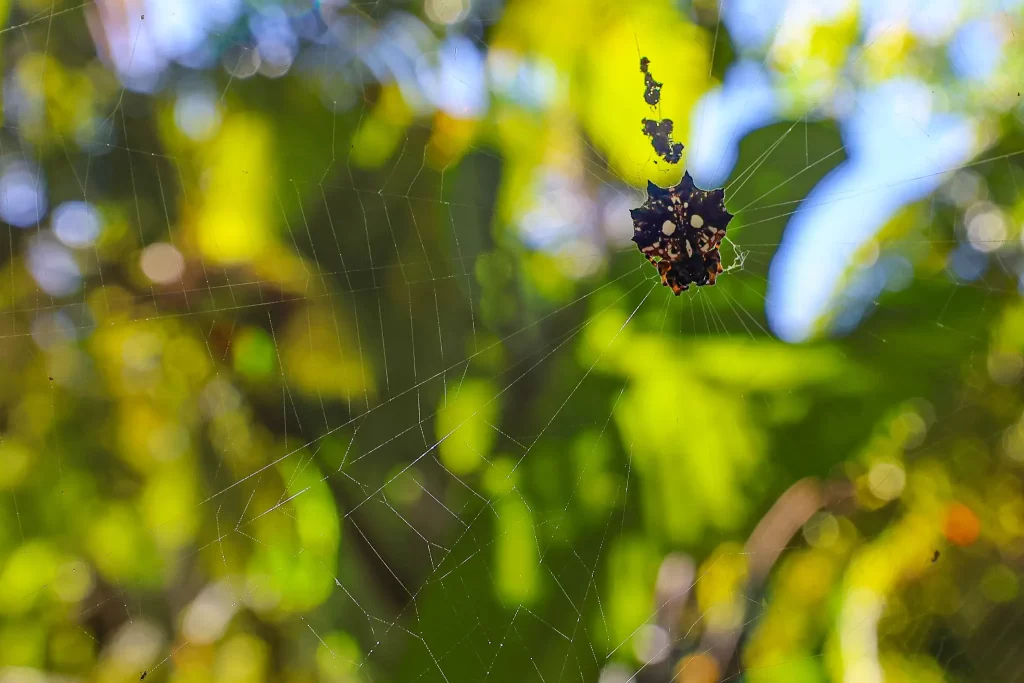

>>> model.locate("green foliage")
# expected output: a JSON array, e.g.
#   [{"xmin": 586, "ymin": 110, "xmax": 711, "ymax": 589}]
[{"xmin": 1, "ymin": 1, "xmax": 1024, "ymax": 682}]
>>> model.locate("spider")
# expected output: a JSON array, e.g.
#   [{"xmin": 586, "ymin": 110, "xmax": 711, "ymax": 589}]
[{"xmin": 631, "ymin": 172, "xmax": 732, "ymax": 294}]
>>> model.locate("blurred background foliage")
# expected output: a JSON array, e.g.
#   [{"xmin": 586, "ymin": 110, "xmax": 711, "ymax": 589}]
[{"xmin": 1, "ymin": 0, "xmax": 1024, "ymax": 682}]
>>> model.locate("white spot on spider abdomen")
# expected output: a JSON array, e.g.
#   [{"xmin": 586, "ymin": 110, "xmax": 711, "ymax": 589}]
[
  {"xmin": 661, "ymin": 220, "xmax": 676, "ymax": 236},
  {"xmin": 690, "ymin": 214, "xmax": 704, "ymax": 229}
]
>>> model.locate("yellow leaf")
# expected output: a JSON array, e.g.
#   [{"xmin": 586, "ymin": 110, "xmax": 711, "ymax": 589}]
[{"xmin": 194, "ymin": 113, "xmax": 275, "ymax": 265}]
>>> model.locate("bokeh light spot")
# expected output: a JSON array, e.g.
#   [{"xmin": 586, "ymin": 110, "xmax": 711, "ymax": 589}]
[
  {"xmin": 803, "ymin": 512, "xmax": 841, "ymax": 548},
  {"xmin": 425, "ymin": 0, "xmax": 469, "ymax": 25},
  {"xmin": 174, "ymin": 89, "xmax": 221, "ymax": 141},
  {"xmin": 52, "ymin": 201, "xmax": 101, "ymax": 249},
  {"xmin": 868, "ymin": 462, "xmax": 906, "ymax": 501},
  {"xmin": 28, "ymin": 237, "xmax": 80, "ymax": 296},
  {"xmin": 0, "ymin": 159, "xmax": 46, "ymax": 228},
  {"xmin": 966, "ymin": 205, "xmax": 1007, "ymax": 253},
  {"xmin": 944, "ymin": 502, "xmax": 980, "ymax": 547},
  {"xmin": 140, "ymin": 242, "xmax": 185, "ymax": 285}
]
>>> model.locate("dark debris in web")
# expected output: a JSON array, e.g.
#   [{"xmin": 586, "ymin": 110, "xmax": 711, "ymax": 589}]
[
  {"xmin": 640, "ymin": 56, "xmax": 663, "ymax": 106},
  {"xmin": 632, "ymin": 57, "xmax": 733, "ymax": 294},
  {"xmin": 638, "ymin": 57, "xmax": 682, "ymax": 164},
  {"xmin": 641, "ymin": 118, "xmax": 683, "ymax": 164}
]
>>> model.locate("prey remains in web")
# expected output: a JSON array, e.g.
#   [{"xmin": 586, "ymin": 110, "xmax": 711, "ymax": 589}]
[{"xmin": 632, "ymin": 58, "xmax": 733, "ymax": 295}]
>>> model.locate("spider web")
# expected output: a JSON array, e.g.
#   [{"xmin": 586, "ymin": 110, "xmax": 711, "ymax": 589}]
[{"xmin": 0, "ymin": 2, "xmax": 1022, "ymax": 683}]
